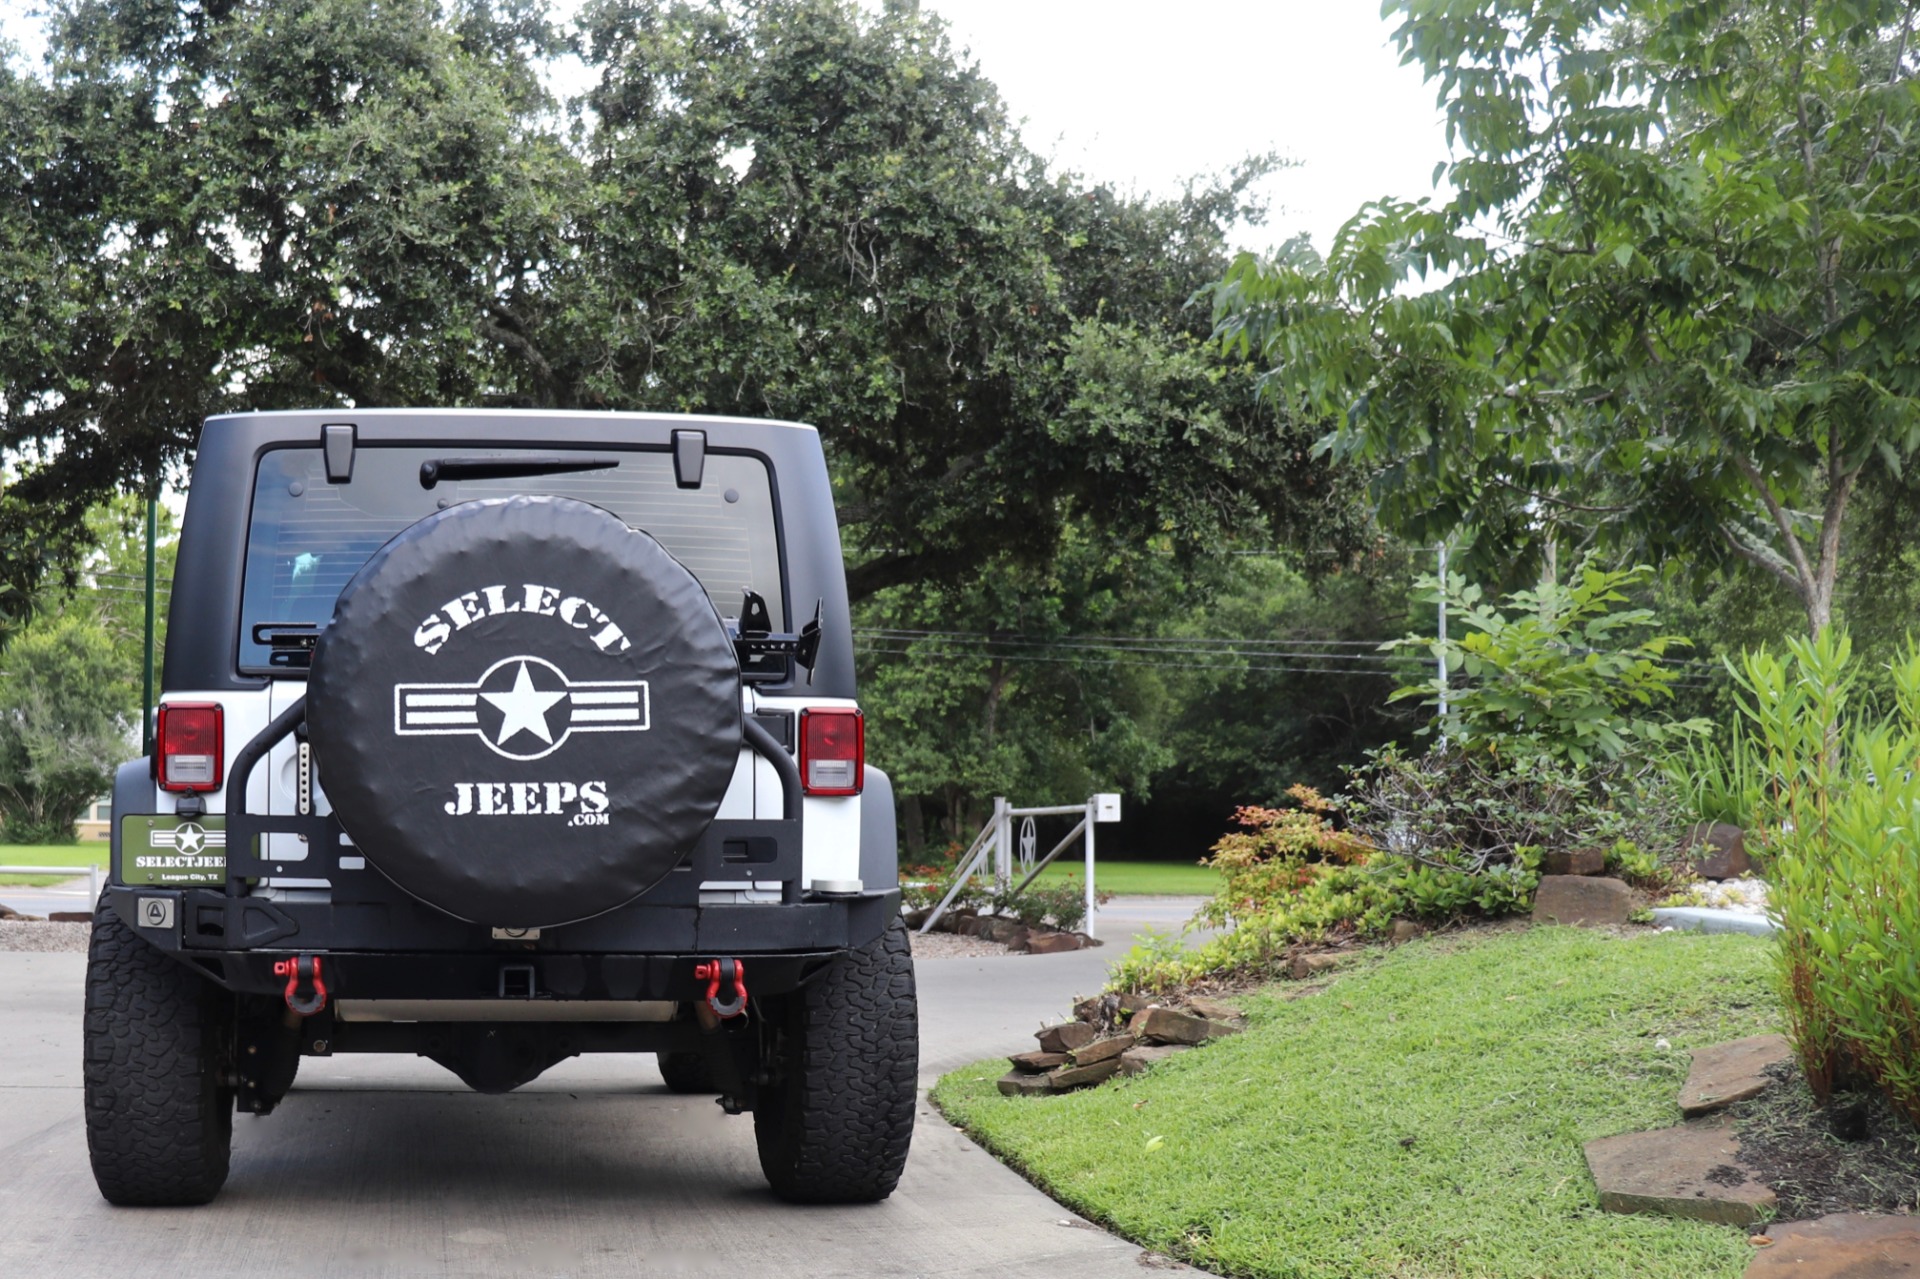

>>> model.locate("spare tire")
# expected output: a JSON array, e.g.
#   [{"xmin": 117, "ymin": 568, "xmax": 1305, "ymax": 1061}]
[{"xmin": 306, "ymin": 495, "xmax": 741, "ymax": 927}]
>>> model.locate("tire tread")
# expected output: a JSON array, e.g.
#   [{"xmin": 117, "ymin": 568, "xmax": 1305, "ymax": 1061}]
[
  {"xmin": 83, "ymin": 902, "xmax": 234, "ymax": 1206},
  {"xmin": 754, "ymin": 921, "xmax": 918, "ymax": 1203}
]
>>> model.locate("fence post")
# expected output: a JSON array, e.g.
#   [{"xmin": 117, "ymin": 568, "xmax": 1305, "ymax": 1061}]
[
  {"xmin": 1083, "ymin": 797, "xmax": 1096, "ymax": 940},
  {"xmin": 992, "ymin": 797, "xmax": 1011, "ymax": 892}
]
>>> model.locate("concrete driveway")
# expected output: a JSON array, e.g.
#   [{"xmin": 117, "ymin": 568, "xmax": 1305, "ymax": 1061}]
[{"xmin": 0, "ymin": 903, "xmax": 1205, "ymax": 1279}]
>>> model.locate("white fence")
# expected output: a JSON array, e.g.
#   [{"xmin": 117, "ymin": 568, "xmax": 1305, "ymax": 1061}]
[
  {"xmin": 918, "ymin": 794, "xmax": 1120, "ymax": 938},
  {"xmin": 0, "ymin": 865, "xmax": 101, "ymax": 905}
]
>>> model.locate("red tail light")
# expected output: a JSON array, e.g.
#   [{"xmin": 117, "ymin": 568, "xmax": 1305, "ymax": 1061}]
[
  {"xmin": 157, "ymin": 702, "xmax": 224, "ymax": 793},
  {"xmin": 799, "ymin": 708, "xmax": 863, "ymax": 796}
]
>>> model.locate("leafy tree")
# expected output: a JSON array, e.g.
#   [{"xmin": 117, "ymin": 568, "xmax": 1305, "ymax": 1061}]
[
  {"xmin": 0, "ymin": 0, "xmax": 574, "ymax": 623},
  {"xmin": 1212, "ymin": 0, "xmax": 1920, "ymax": 636},
  {"xmin": 856, "ymin": 529, "xmax": 1183, "ymax": 851},
  {"xmin": 0, "ymin": 613, "xmax": 137, "ymax": 842},
  {"xmin": 1, "ymin": 0, "xmax": 1364, "ymax": 620}
]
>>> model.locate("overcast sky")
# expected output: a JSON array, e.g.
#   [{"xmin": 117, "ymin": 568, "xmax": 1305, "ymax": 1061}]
[
  {"xmin": 918, "ymin": 1, "xmax": 1452, "ymax": 253},
  {"xmin": 2, "ymin": 1, "xmax": 1454, "ymax": 254}
]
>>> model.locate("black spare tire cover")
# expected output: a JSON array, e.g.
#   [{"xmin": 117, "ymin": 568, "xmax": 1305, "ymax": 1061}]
[{"xmin": 306, "ymin": 495, "xmax": 742, "ymax": 928}]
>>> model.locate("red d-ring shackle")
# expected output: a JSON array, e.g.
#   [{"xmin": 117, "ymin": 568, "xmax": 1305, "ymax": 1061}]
[{"xmin": 693, "ymin": 958, "xmax": 747, "ymax": 1018}]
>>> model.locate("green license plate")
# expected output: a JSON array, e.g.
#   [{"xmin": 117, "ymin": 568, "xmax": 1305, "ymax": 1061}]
[{"xmin": 120, "ymin": 815, "xmax": 227, "ymax": 886}]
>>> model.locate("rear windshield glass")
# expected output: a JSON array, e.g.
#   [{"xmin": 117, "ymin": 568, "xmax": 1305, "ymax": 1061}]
[{"xmin": 239, "ymin": 447, "xmax": 781, "ymax": 671}]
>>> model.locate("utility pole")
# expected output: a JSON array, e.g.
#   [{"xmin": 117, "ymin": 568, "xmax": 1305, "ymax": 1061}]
[
  {"xmin": 141, "ymin": 495, "xmax": 157, "ymax": 756},
  {"xmin": 1443, "ymin": 541, "xmax": 1451, "ymax": 741}
]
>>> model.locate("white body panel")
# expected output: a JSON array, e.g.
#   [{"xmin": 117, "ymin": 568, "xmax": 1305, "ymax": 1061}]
[{"xmin": 151, "ymin": 684, "xmax": 864, "ymax": 902}]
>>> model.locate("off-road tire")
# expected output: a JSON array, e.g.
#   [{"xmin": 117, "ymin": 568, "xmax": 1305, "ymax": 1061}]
[
  {"xmin": 83, "ymin": 903, "xmax": 236, "ymax": 1206},
  {"xmin": 753, "ymin": 920, "xmax": 917, "ymax": 1203},
  {"xmin": 656, "ymin": 1050, "xmax": 716, "ymax": 1094}
]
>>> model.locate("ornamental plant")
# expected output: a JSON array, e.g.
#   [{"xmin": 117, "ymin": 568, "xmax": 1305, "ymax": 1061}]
[
  {"xmin": 1389, "ymin": 562, "xmax": 1709, "ymax": 767},
  {"xmin": 1737, "ymin": 629, "xmax": 1920, "ymax": 1116}
]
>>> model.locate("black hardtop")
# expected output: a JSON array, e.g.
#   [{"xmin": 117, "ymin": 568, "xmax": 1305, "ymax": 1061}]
[{"xmin": 165, "ymin": 409, "xmax": 855, "ymax": 698}]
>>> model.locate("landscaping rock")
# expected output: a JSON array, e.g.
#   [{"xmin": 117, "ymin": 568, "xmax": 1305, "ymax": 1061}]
[
  {"xmin": 997, "ymin": 1071, "xmax": 1058, "ymax": 1097},
  {"xmin": 1542, "ymin": 847, "xmax": 1606, "ymax": 877},
  {"xmin": 1025, "ymin": 931, "xmax": 1087, "ymax": 954},
  {"xmin": 1048, "ymin": 1057, "xmax": 1123, "ymax": 1089},
  {"xmin": 1683, "ymin": 822, "xmax": 1753, "ymax": 881},
  {"xmin": 1036, "ymin": 1021, "xmax": 1097, "ymax": 1054},
  {"xmin": 1390, "ymin": 920, "xmax": 1429, "ymax": 943},
  {"xmin": 1680, "ymin": 1034, "xmax": 1794, "ymax": 1118},
  {"xmin": 48, "ymin": 910, "xmax": 91, "ymax": 923},
  {"xmin": 1532, "ymin": 875, "xmax": 1634, "ymax": 927},
  {"xmin": 1069, "ymin": 1035, "xmax": 1136, "ymax": 1067},
  {"xmin": 1119, "ymin": 1044, "xmax": 1188, "ymax": 1076},
  {"xmin": 1287, "ymin": 952, "xmax": 1344, "ymax": 979},
  {"xmin": 1008, "ymin": 1050, "xmax": 1069, "ymax": 1073},
  {"xmin": 1128, "ymin": 1006, "xmax": 1240, "ymax": 1046},
  {"xmin": 1746, "ymin": 1212, "xmax": 1920, "ymax": 1278},
  {"xmin": 1185, "ymin": 996, "xmax": 1244, "ymax": 1023},
  {"xmin": 1585, "ymin": 1121, "xmax": 1777, "ymax": 1226},
  {"xmin": 976, "ymin": 915, "xmax": 1027, "ymax": 945}
]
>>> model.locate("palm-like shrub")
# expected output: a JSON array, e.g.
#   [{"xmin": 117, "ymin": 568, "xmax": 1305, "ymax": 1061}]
[{"xmin": 1738, "ymin": 630, "xmax": 1920, "ymax": 1113}]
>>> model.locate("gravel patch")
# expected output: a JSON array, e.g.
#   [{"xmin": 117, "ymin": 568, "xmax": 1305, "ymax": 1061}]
[
  {"xmin": 907, "ymin": 930, "xmax": 1014, "ymax": 959},
  {"xmin": 0, "ymin": 920, "xmax": 90, "ymax": 952},
  {"xmin": 1664, "ymin": 877, "xmax": 1771, "ymax": 915}
]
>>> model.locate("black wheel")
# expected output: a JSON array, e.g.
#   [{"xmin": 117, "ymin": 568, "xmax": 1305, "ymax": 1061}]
[
  {"xmin": 83, "ymin": 903, "xmax": 236, "ymax": 1206},
  {"xmin": 656, "ymin": 1050, "xmax": 716, "ymax": 1094},
  {"xmin": 753, "ymin": 920, "xmax": 918, "ymax": 1203}
]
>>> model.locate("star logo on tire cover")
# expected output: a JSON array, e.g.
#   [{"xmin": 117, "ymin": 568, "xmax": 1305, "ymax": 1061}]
[{"xmin": 393, "ymin": 654, "xmax": 650, "ymax": 761}]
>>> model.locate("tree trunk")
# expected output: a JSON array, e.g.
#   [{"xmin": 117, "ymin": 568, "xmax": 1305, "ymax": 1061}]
[{"xmin": 901, "ymin": 793, "xmax": 926, "ymax": 859}]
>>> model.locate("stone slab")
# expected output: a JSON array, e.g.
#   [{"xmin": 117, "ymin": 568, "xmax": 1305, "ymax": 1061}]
[
  {"xmin": 997, "ymin": 1070, "xmax": 1057, "ymax": 1096},
  {"xmin": 1069, "ymin": 1035, "xmax": 1136, "ymax": 1067},
  {"xmin": 1542, "ymin": 848, "xmax": 1606, "ymax": 877},
  {"xmin": 1585, "ymin": 1122, "xmax": 1776, "ymax": 1226},
  {"xmin": 1684, "ymin": 822, "xmax": 1753, "ymax": 881},
  {"xmin": 1118, "ymin": 1044, "xmax": 1188, "ymax": 1076},
  {"xmin": 1287, "ymin": 952, "xmax": 1344, "ymax": 979},
  {"xmin": 1533, "ymin": 875, "xmax": 1634, "ymax": 927},
  {"xmin": 1007, "ymin": 1050, "xmax": 1068, "ymax": 1073},
  {"xmin": 1127, "ymin": 1006, "xmax": 1239, "ymax": 1046},
  {"xmin": 1652, "ymin": 906, "xmax": 1780, "ymax": 937},
  {"xmin": 1681, "ymin": 1034, "xmax": 1793, "ymax": 1117},
  {"xmin": 1185, "ymin": 996, "xmax": 1244, "ymax": 1022},
  {"xmin": 1747, "ymin": 1212, "xmax": 1920, "ymax": 1277},
  {"xmin": 1035, "ymin": 1021, "xmax": 1096, "ymax": 1053},
  {"xmin": 1026, "ymin": 931, "xmax": 1088, "ymax": 954},
  {"xmin": 1049, "ymin": 1057, "xmax": 1123, "ymax": 1089}
]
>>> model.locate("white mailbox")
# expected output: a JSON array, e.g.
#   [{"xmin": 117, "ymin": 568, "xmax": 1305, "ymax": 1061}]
[{"xmin": 1093, "ymin": 793, "xmax": 1122, "ymax": 823}]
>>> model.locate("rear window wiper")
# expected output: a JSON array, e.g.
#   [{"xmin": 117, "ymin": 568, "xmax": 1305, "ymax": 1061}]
[{"xmin": 419, "ymin": 456, "xmax": 620, "ymax": 489}]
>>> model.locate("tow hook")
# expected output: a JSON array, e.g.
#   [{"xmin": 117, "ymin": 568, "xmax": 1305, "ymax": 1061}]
[
  {"xmin": 273, "ymin": 955, "xmax": 328, "ymax": 1017},
  {"xmin": 693, "ymin": 957, "xmax": 748, "ymax": 1019}
]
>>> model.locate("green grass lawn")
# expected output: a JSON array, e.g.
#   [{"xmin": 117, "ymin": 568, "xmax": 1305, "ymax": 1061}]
[
  {"xmin": 935, "ymin": 926, "xmax": 1780, "ymax": 1279},
  {"xmin": 1028, "ymin": 860, "xmax": 1219, "ymax": 897},
  {"xmin": 0, "ymin": 843, "xmax": 108, "ymax": 886}
]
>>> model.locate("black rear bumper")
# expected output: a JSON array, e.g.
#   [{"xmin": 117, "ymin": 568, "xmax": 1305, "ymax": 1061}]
[{"xmin": 111, "ymin": 691, "xmax": 899, "ymax": 1003}]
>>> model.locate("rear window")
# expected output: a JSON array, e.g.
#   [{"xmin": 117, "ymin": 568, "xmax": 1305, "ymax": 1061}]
[{"xmin": 239, "ymin": 447, "xmax": 781, "ymax": 671}]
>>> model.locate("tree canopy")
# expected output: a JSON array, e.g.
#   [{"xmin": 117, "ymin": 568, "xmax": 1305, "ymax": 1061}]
[
  {"xmin": 1212, "ymin": 0, "xmax": 1920, "ymax": 635},
  {"xmin": 0, "ymin": 0, "xmax": 1362, "ymax": 621}
]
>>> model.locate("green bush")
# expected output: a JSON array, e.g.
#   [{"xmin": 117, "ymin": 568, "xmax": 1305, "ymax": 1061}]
[
  {"xmin": 1660, "ymin": 725, "xmax": 1767, "ymax": 830},
  {"xmin": 1736, "ymin": 629, "xmax": 1920, "ymax": 1116},
  {"xmin": 991, "ymin": 879, "xmax": 1094, "ymax": 933},
  {"xmin": 1390, "ymin": 562, "xmax": 1708, "ymax": 766},
  {"xmin": 1107, "ymin": 784, "xmax": 1541, "ymax": 993},
  {"xmin": 1345, "ymin": 746, "xmax": 1688, "ymax": 880}
]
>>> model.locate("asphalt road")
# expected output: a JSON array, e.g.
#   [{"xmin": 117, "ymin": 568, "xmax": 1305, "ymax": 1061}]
[{"xmin": 0, "ymin": 903, "xmax": 1206, "ymax": 1279}]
